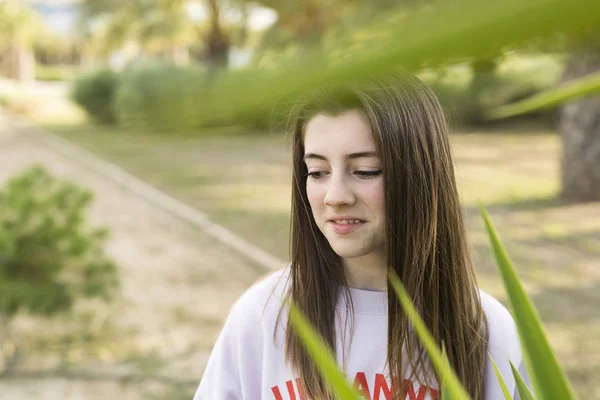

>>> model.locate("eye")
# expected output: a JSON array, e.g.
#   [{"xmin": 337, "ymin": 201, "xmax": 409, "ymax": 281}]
[
  {"xmin": 354, "ymin": 170, "xmax": 382, "ymax": 178},
  {"xmin": 307, "ymin": 171, "xmax": 328, "ymax": 179}
]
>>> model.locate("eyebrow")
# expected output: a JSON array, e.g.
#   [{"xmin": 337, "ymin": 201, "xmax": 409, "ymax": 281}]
[{"xmin": 303, "ymin": 151, "xmax": 379, "ymax": 161}]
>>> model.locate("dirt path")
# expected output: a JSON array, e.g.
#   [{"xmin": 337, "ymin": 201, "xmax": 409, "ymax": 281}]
[{"xmin": 0, "ymin": 112, "xmax": 269, "ymax": 399}]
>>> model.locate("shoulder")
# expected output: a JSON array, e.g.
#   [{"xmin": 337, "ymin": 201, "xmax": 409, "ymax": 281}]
[
  {"xmin": 478, "ymin": 289, "xmax": 522, "ymax": 361},
  {"xmin": 479, "ymin": 290, "xmax": 515, "ymax": 327},
  {"xmin": 194, "ymin": 268, "xmax": 290, "ymax": 399},
  {"xmin": 227, "ymin": 265, "xmax": 291, "ymax": 325}
]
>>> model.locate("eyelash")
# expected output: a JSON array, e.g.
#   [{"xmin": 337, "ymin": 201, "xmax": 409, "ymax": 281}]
[{"xmin": 307, "ymin": 170, "xmax": 382, "ymax": 179}]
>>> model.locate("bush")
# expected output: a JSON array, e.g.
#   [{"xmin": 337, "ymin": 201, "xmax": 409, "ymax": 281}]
[
  {"xmin": 114, "ymin": 63, "xmax": 207, "ymax": 133},
  {"xmin": 0, "ymin": 164, "xmax": 119, "ymax": 318},
  {"xmin": 71, "ymin": 68, "xmax": 119, "ymax": 124},
  {"xmin": 420, "ymin": 56, "xmax": 562, "ymax": 126},
  {"xmin": 426, "ymin": 78, "xmax": 480, "ymax": 126},
  {"xmin": 114, "ymin": 64, "xmax": 289, "ymax": 133}
]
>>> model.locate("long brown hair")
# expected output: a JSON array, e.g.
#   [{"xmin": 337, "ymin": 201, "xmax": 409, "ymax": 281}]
[{"xmin": 282, "ymin": 71, "xmax": 488, "ymax": 399}]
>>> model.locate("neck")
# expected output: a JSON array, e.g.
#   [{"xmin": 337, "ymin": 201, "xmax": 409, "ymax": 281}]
[{"xmin": 342, "ymin": 252, "xmax": 387, "ymax": 291}]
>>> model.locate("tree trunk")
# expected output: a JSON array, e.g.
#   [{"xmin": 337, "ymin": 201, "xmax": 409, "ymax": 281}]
[
  {"xmin": 3, "ymin": 42, "xmax": 35, "ymax": 82},
  {"xmin": 204, "ymin": 0, "xmax": 229, "ymax": 69},
  {"xmin": 0, "ymin": 313, "xmax": 21, "ymax": 377},
  {"xmin": 558, "ymin": 51, "xmax": 600, "ymax": 202},
  {"xmin": 468, "ymin": 55, "xmax": 499, "ymax": 123}
]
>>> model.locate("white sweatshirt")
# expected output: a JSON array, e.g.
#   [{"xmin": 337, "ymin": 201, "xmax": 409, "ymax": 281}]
[{"xmin": 194, "ymin": 267, "xmax": 530, "ymax": 400}]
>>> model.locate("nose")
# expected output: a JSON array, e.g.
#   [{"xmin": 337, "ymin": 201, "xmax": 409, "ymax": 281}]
[{"xmin": 324, "ymin": 173, "xmax": 355, "ymax": 207}]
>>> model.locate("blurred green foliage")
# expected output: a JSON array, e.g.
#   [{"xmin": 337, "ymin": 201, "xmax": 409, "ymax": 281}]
[
  {"xmin": 72, "ymin": 68, "xmax": 120, "ymax": 124},
  {"xmin": 114, "ymin": 63, "xmax": 207, "ymax": 132},
  {"xmin": 421, "ymin": 55, "xmax": 563, "ymax": 125},
  {"xmin": 77, "ymin": 56, "xmax": 560, "ymax": 132},
  {"xmin": 0, "ymin": 165, "xmax": 119, "ymax": 318},
  {"xmin": 82, "ymin": 63, "xmax": 294, "ymax": 133},
  {"xmin": 0, "ymin": 0, "xmax": 42, "ymax": 48},
  {"xmin": 64, "ymin": 0, "xmax": 593, "ymax": 133},
  {"xmin": 181, "ymin": 0, "xmax": 600, "ymax": 129}
]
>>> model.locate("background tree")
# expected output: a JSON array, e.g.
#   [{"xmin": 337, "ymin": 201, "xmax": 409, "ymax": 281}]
[
  {"xmin": 558, "ymin": 37, "xmax": 600, "ymax": 202},
  {"xmin": 138, "ymin": 0, "xmax": 196, "ymax": 65},
  {"xmin": 78, "ymin": 0, "xmax": 197, "ymax": 67},
  {"xmin": 204, "ymin": 0, "xmax": 230, "ymax": 68},
  {"xmin": 249, "ymin": 0, "xmax": 363, "ymax": 66},
  {"xmin": 0, "ymin": 0, "xmax": 43, "ymax": 82},
  {"xmin": 77, "ymin": 0, "xmax": 143, "ymax": 63},
  {"xmin": 34, "ymin": 30, "xmax": 80, "ymax": 67}
]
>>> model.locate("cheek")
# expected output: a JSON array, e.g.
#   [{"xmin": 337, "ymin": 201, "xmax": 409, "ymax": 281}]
[
  {"xmin": 306, "ymin": 181, "xmax": 323, "ymax": 213},
  {"xmin": 370, "ymin": 180, "xmax": 386, "ymax": 218}
]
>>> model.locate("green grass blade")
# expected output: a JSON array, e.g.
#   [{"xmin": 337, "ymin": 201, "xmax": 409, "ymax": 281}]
[
  {"xmin": 388, "ymin": 271, "xmax": 471, "ymax": 400},
  {"xmin": 287, "ymin": 302, "xmax": 361, "ymax": 400},
  {"xmin": 442, "ymin": 377, "xmax": 453, "ymax": 400},
  {"xmin": 191, "ymin": 0, "xmax": 600, "ymax": 127},
  {"xmin": 488, "ymin": 71, "xmax": 600, "ymax": 119},
  {"xmin": 510, "ymin": 361, "xmax": 536, "ymax": 400},
  {"xmin": 489, "ymin": 353, "xmax": 513, "ymax": 400},
  {"xmin": 441, "ymin": 344, "xmax": 454, "ymax": 400},
  {"xmin": 479, "ymin": 205, "xmax": 577, "ymax": 400}
]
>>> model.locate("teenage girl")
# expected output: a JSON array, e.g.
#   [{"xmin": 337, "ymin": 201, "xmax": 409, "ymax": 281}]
[{"xmin": 194, "ymin": 72, "xmax": 529, "ymax": 400}]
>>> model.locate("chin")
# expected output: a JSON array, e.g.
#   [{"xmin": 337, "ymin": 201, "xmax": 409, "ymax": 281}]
[{"xmin": 328, "ymin": 242, "xmax": 372, "ymax": 259}]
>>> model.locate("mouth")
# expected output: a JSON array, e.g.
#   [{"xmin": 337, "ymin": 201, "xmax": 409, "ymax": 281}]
[
  {"xmin": 328, "ymin": 219, "xmax": 364, "ymax": 225},
  {"xmin": 328, "ymin": 219, "xmax": 366, "ymax": 234}
]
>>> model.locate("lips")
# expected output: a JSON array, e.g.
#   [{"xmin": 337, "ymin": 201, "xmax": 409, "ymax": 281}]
[{"xmin": 328, "ymin": 218, "xmax": 366, "ymax": 234}]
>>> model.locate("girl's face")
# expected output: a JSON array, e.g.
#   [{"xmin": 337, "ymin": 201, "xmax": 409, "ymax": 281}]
[{"xmin": 303, "ymin": 109, "xmax": 386, "ymax": 261}]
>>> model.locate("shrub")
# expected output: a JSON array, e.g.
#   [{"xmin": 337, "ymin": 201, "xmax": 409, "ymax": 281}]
[
  {"xmin": 114, "ymin": 64, "xmax": 290, "ymax": 133},
  {"xmin": 421, "ymin": 57, "xmax": 562, "ymax": 126},
  {"xmin": 427, "ymin": 78, "xmax": 481, "ymax": 125},
  {"xmin": 0, "ymin": 164, "xmax": 119, "ymax": 318},
  {"xmin": 71, "ymin": 68, "xmax": 119, "ymax": 124},
  {"xmin": 114, "ymin": 63, "xmax": 207, "ymax": 133}
]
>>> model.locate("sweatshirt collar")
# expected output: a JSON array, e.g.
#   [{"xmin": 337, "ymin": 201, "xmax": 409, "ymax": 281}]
[{"xmin": 337, "ymin": 286, "xmax": 388, "ymax": 315}]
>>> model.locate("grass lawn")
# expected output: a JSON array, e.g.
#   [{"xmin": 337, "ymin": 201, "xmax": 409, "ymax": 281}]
[
  {"xmin": 41, "ymin": 118, "xmax": 600, "ymax": 399},
  {"xmin": 43, "ymin": 121, "xmax": 565, "ymax": 263}
]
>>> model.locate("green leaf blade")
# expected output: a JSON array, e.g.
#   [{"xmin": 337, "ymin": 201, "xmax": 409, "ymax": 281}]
[
  {"xmin": 488, "ymin": 71, "xmax": 600, "ymax": 119},
  {"xmin": 479, "ymin": 205, "xmax": 577, "ymax": 400},
  {"xmin": 287, "ymin": 302, "xmax": 361, "ymax": 400},
  {"xmin": 489, "ymin": 353, "xmax": 513, "ymax": 400},
  {"xmin": 441, "ymin": 344, "xmax": 455, "ymax": 400},
  {"xmin": 189, "ymin": 0, "xmax": 600, "ymax": 128},
  {"xmin": 510, "ymin": 361, "xmax": 535, "ymax": 400},
  {"xmin": 388, "ymin": 271, "xmax": 471, "ymax": 400}
]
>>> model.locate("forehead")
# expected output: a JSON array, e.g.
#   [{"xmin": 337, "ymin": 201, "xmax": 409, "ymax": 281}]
[{"xmin": 303, "ymin": 110, "xmax": 376, "ymax": 154}]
